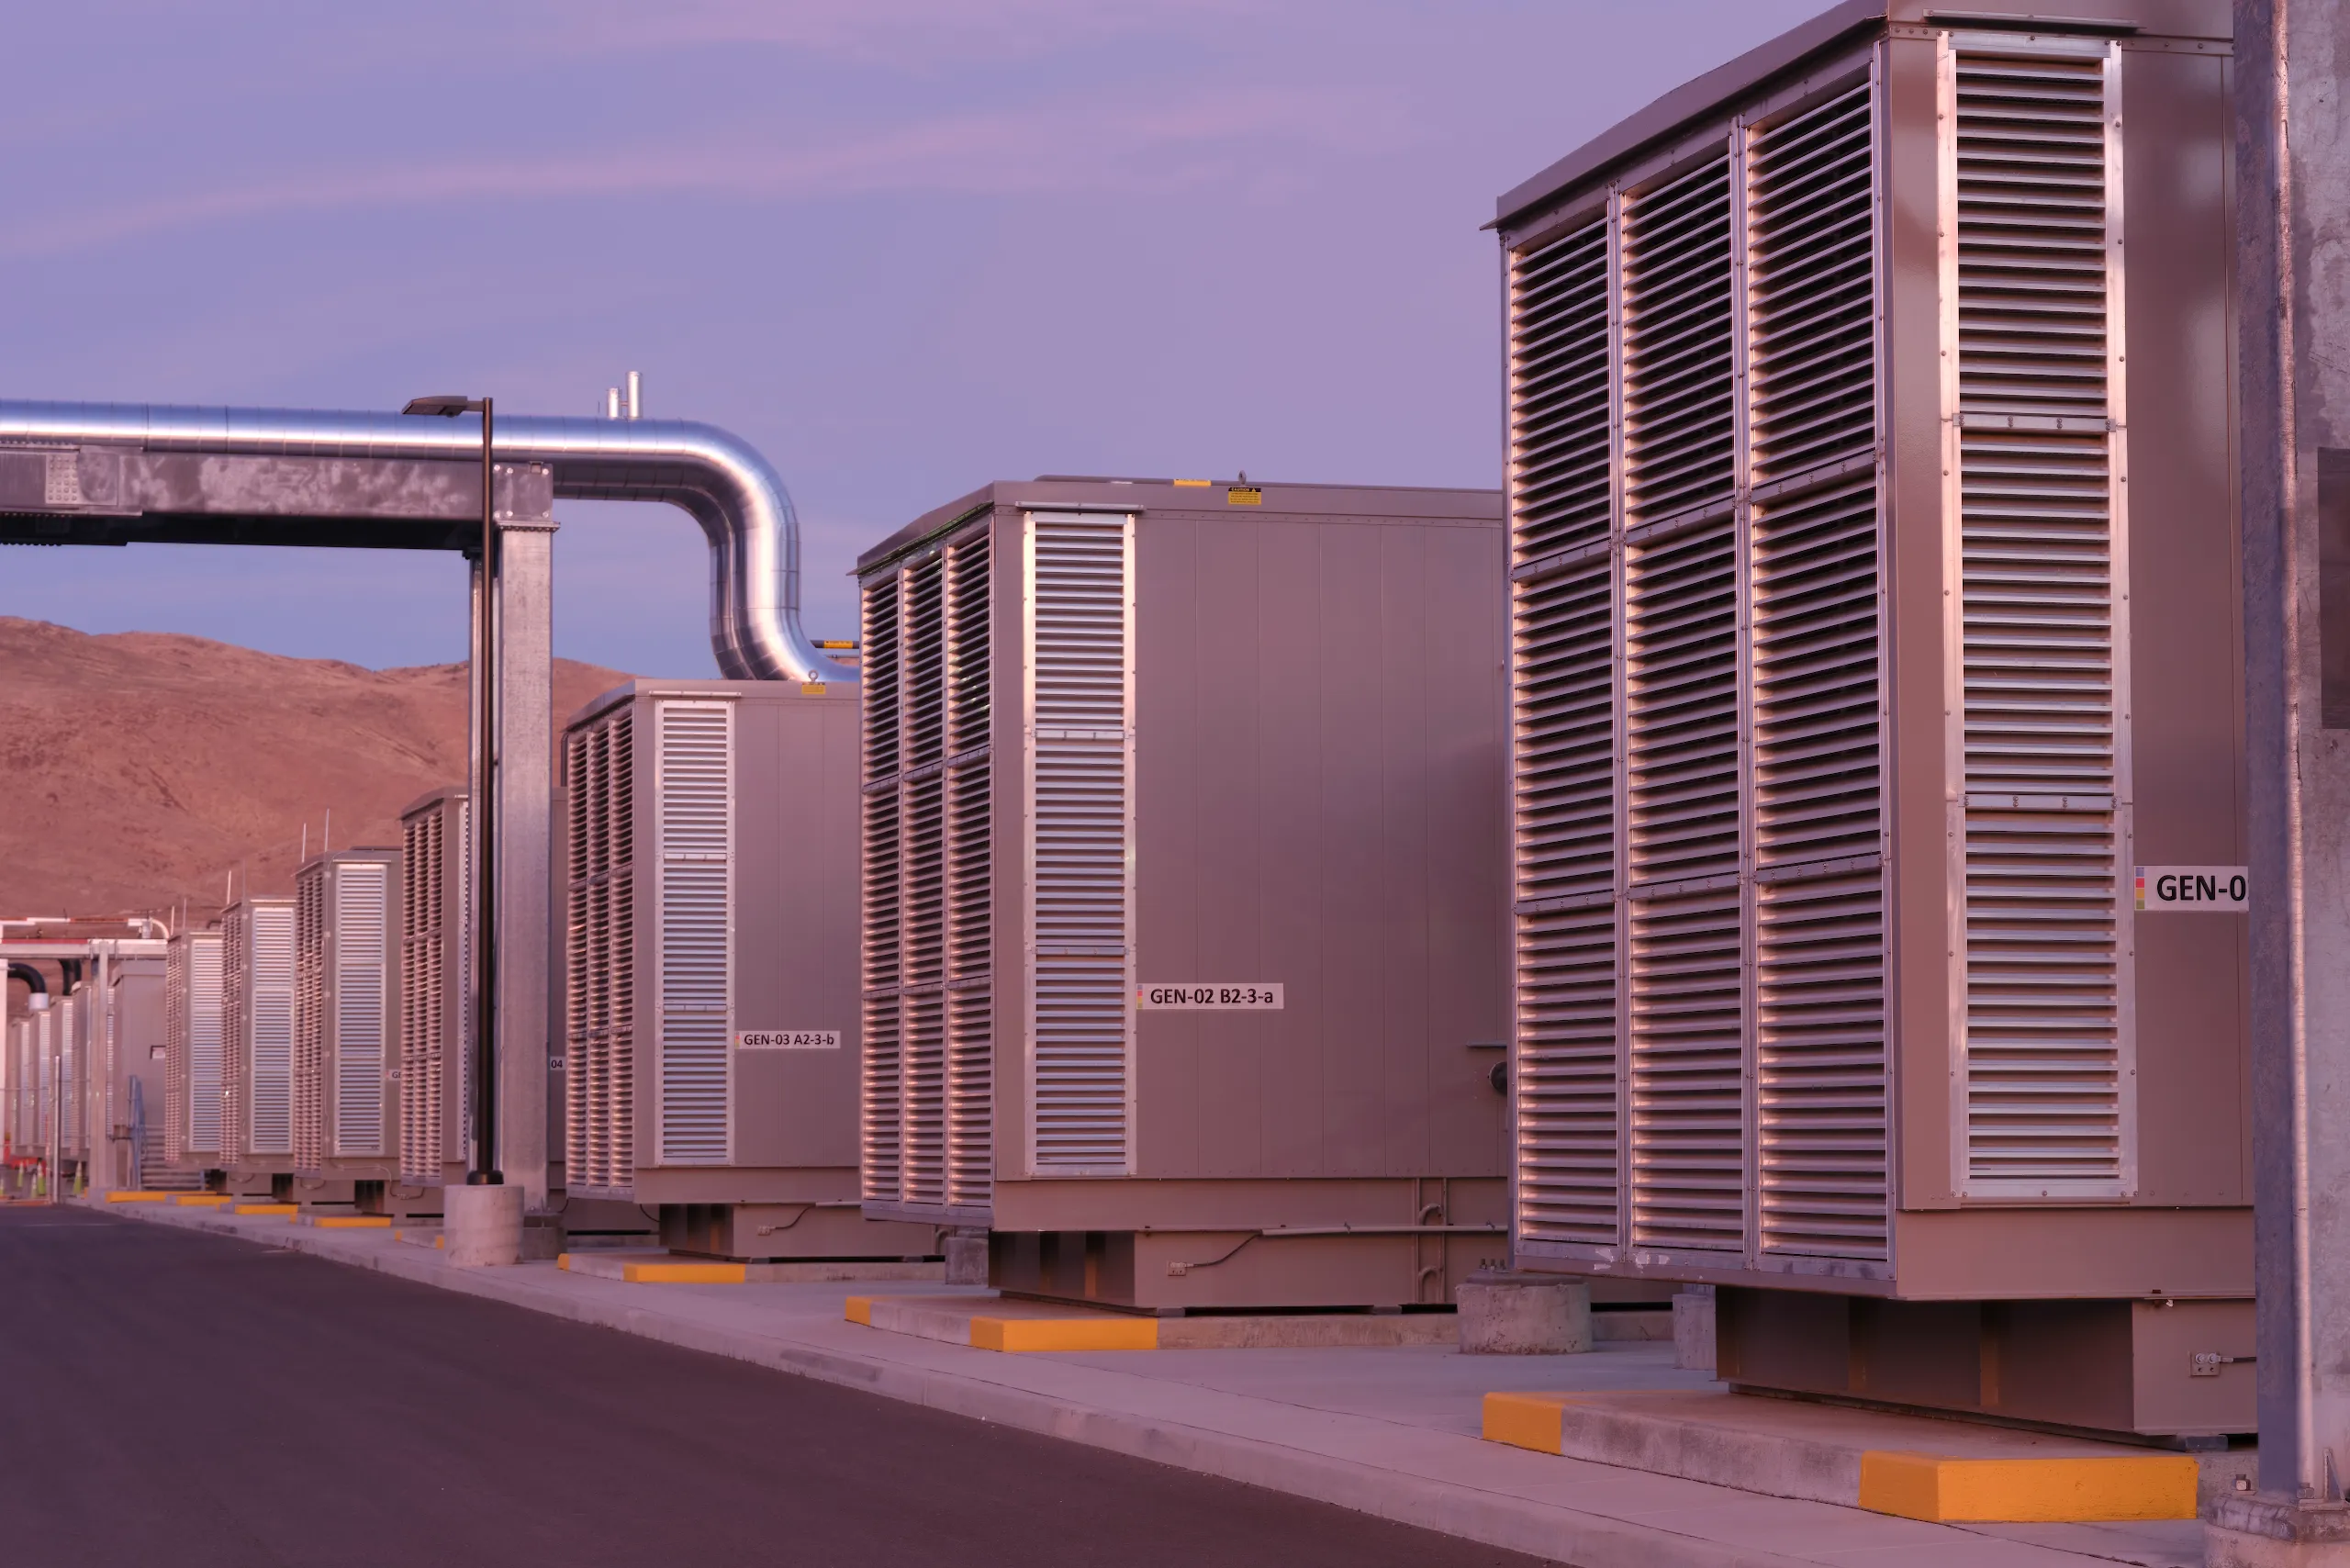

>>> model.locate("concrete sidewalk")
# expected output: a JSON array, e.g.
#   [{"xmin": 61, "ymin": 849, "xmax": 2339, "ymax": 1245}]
[{"xmin": 106, "ymin": 1201, "xmax": 2205, "ymax": 1568}]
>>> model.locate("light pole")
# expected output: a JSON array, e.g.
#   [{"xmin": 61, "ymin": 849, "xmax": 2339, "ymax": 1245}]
[{"xmin": 402, "ymin": 394, "xmax": 499, "ymax": 1186}]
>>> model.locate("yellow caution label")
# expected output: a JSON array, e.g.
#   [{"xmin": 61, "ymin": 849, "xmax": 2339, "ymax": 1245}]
[
  {"xmin": 800, "ymin": 682, "xmax": 828, "ymax": 697},
  {"xmin": 1227, "ymin": 486, "xmax": 1263, "ymax": 506}
]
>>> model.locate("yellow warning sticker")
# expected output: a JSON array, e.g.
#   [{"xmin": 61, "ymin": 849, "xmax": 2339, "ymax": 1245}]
[
  {"xmin": 800, "ymin": 682, "xmax": 828, "ymax": 696},
  {"xmin": 1227, "ymin": 486, "xmax": 1263, "ymax": 506}
]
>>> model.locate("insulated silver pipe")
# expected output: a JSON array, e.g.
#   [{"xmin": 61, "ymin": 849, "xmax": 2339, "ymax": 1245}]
[{"xmin": 0, "ymin": 399, "xmax": 846, "ymax": 684}]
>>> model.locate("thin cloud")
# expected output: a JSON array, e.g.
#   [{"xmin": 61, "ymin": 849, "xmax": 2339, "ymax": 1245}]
[{"xmin": 1, "ymin": 84, "xmax": 1404, "ymax": 261}]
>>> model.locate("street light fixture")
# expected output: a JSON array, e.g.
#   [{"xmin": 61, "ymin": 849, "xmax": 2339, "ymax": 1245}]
[{"xmin": 402, "ymin": 393, "xmax": 499, "ymax": 1187}]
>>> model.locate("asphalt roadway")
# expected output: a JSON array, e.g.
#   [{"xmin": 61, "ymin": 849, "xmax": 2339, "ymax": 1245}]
[{"xmin": 0, "ymin": 1205, "xmax": 1550, "ymax": 1568}]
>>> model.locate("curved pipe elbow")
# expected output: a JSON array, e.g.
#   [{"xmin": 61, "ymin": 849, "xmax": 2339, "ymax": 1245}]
[
  {"xmin": 6, "ymin": 962, "xmax": 45, "ymax": 997},
  {"xmin": 0, "ymin": 401, "xmax": 849, "ymax": 685}
]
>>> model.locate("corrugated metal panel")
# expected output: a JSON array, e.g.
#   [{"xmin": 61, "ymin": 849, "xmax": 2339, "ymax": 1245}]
[
  {"xmin": 250, "ymin": 902, "xmax": 296, "ymax": 1156},
  {"xmin": 1947, "ymin": 42, "xmax": 2131, "ymax": 1195},
  {"xmin": 1025, "ymin": 510, "xmax": 1134, "ymax": 1174},
  {"xmin": 333, "ymin": 863, "xmax": 390, "ymax": 1158},
  {"xmin": 655, "ymin": 700, "xmax": 732, "ymax": 1164}
]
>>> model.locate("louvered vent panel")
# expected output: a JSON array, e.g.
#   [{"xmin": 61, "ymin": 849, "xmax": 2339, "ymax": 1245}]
[
  {"xmin": 655, "ymin": 701, "xmax": 732, "ymax": 1164},
  {"xmin": 906, "ymin": 555, "xmax": 946, "ymax": 770},
  {"xmin": 1515, "ymin": 904, "xmax": 1620, "ymax": 1242},
  {"xmin": 58, "ymin": 998, "xmax": 78, "ymax": 1157},
  {"xmin": 901, "ymin": 771, "xmax": 946, "ymax": 1203},
  {"xmin": 565, "ymin": 729, "xmax": 592, "ymax": 1185},
  {"xmin": 1963, "ymin": 812, "xmax": 2121, "ymax": 1183},
  {"xmin": 1628, "ymin": 891, "xmax": 1746, "ymax": 1250},
  {"xmin": 860, "ymin": 568, "xmax": 907, "ymax": 1204},
  {"xmin": 164, "ymin": 946, "xmax": 188, "ymax": 1164},
  {"xmin": 1953, "ymin": 48, "xmax": 2127, "ymax": 1193},
  {"xmin": 1028, "ymin": 513, "xmax": 1133, "ymax": 1172},
  {"xmin": 400, "ymin": 809, "xmax": 442, "ymax": 1181},
  {"xmin": 1515, "ymin": 564, "xmax": 1616, "ymax": 904},
  {"xmin": 610, "ymin": 714, "xmax": 635, "ymax": 1183},
  {"xmin": 188, "ymin": 937, "xmax": 224, "ymax": 1156},
  {"xmin": 1955, "ymin": 53, "xmax": 2109, "ymax": 413},
  {"xmin": 1751, "ymin": 476, "xmax": 1881, "ymax": 863},
  {"xmin": 223, "ymin": 911, "xmax": 247, "ymax": 1159},
  {"xmin": 948, "ymin": 533, "xmax": 992, "ymax": 754},
  {"xmin": 294, "ymin": 870, "xmax": 325, "ymax": 1170},
  {"xmin": 1622, "ymin": 155, "xmax": 1736, "ymax": 526},
  {"xmin": 1748, "ymin": 84, "xmax": 1876, "ymax": 481},
  {"xmin": 946, "ymin": 757, "xmax": 994, "ymax": 1208},
  {"xmin": 1625, "ymin": 522, "xmax": 1740, "ymax": 884},
  {"xmin": 333, "ymin": 865, "xmax": 389, "ymax": 1158},
  {"xmin": 1510, "ymin": 220, "xmax": 1613, "ymax": 558},
  {"xmin": 1756, "ymin": 873, "xmax": 1886, "ymax": 1257},
  {"xmin": 105, "ymin": 991, "xmax": 118, "ymax": 1131},
  {"xmin": 251, "ymin": 902, "xmax": 295, "ymax": 1155}
]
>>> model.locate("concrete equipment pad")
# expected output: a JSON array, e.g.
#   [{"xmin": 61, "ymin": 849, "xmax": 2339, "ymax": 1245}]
[
  {"xmin": 1485, "ymin": 1389, "xmax": 2243, "ymax": 1524},
  {"xmin": 564, "ymin": 1253, "xmax": 945, "ymax": 1285},
  {"xmin": 850, "ymin": 1292, "xmax": 1469, "ymax": 1351},
  {"xmin": 107, "ymin": 1200, "xmax": 2219, "ymax": 1567}
]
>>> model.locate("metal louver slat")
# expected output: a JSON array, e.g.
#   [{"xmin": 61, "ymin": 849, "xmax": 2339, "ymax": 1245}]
[
  {"xmin": 901, "ymin": 771, "xmax": 946, "ymax": 1204},
  {"xmin": 945, "ymin": 530, "xmax": 995, "ymax": 1208},
  {"xmin": 164, "ymin": 947, "xmax": 188, "ymax": 1164},
  {"xmin": 400, "ymin": 809, "xmax": 438, "ymax": 1180},
  {"xmin": 1756, "ymin": 873, "xmax": 1886, "ymax": 1257},
  {"xmin": 859, "ymin": 572, "xmax": 903, "ymax": 1204},
  {"xmin": 1511, "ymin": 222, "xmax": 1613, "ymax": 559},
  {"xmin": 189, "ymin": 937, "xmax": 224, "ymax": 1155},
  {"xmin": 1751, "ymin": 476, "xmax": 1882, "ymax": 865},
  {"xmin": 1514, "ymin": 903, "xmax": 1620, "ymax": 1243},
  {"xmin": 568, "ymin": 711, "xmax": 637, "ymax": 1193},
  {"xmin": 655, "ymin": 700, "xmax": 732, "ymax": 1164},
  {"xmin": 1622, "ymin": 155, "xmax": 1737, "ymax": 526},
  {"xmin": 1625, "ymin": 521, "xmax": 1740, "ymax": 886},
  {"xmin": 610, "ymin": 713, "xmax": 635, "ymax": 1185},
  {"xmin": 1026, "ymin": 511, "xmax": 1134, "ymax": 1174},
  {"xmin": 1748, "ymin": 84, "xmax": 1877, "ymax": 482},
  {"xmin": 251, "ymin": 903, "xmax": 295, "ymax": 1155},
  {"xmin": 333, "ymin": 865, "xmax": 389, "ymax": 1158},
  {"xmin": 1628, "ymin": 890, "xmax": 1746, "ymax": 1250},
  {"xmin": 294, "ymin": 871, "xmax": 324, "ymax": 1170},
  {"xmin": 1515, "ymin": 563, "xmax": 1616, "ymax": 905},
  {"xmin": 1946, "ymin": 41, "xmax": 2132, "ymax": 1196}
]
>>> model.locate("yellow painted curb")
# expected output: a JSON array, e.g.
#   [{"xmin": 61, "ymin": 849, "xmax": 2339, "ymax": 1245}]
[
  {"xmin": 845, "ymin": 1295, "xmax": 873, "ymax": 1326},
  {"xmin": 232, "ymin": 1204, "xmax": 298, "ymax": 1216},
  {"xmin": 174, "ymin": 1194, "xmax": 233, "ymax": 1207},
  {"xmin": 621, "ymin": 1260, "xmax": 746, "ymax": 1284},
  {"xmin": 1482, "ymin": 1392, "xmax": 1569, "ymax": 1454},
  {"xmin": 1858, "ymin": 1451, "xmax": 2198, "ymax": 1523},
  {"xmin": 970, "ymin": 1315, "xmax": 1158, "ymax": 1352},
  {"xmin": 105, "ymin": 1192, "xmax": 173, "ymax": 1203},
  {"xmin": 308, "ymin": 1215, "xmax": 391, "ymax": 1229}
]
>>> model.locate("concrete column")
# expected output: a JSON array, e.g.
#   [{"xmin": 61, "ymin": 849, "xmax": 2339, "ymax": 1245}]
[
  {"xmin": 2214, "ymin": 4, "xmax": 2350, "ymax": 1560},
  {"xmin": 495, "ymin": 516, "xmax": 555, "ymax": 1211}
]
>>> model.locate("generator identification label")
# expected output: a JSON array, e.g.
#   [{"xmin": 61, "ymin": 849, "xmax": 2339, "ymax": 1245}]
[
  {"xmin": 1136, "ymin": 984, "xmax": 1283, "ymax": 1011},
  {"xmin": 2135, "ymin": 867, "xmax": 2249, "ymax": 913},
  {"xmin": 735, "ymin": 1029, "xmax": 842, "ymax": 1050}
]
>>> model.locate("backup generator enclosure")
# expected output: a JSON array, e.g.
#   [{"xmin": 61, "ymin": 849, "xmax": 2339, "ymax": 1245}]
[
  {"xmin": 220, "ymin": 895, "xmax": 297, "ymax": 1193},
  {"xmin": 857, "ymin": 477, "xmax": 1510, "ymax": 1309},
  {"xmin": 162, "ymin": 932, "xmax": 224, "ymax": 1174},
  {"xmin": 294, "ymin": 847, "xmax": 403, "ymax": 1201},
  {"xmin": 564, "ymin": 679, "xmax": 932, "ymax": 1260},
  {"xmin": 87, "ymin": 945, "xmax": 166, "ymax": 1190},
  {"xmin": 399, "ymin": 787, "xmax": 470, "ymax": 1189},
  {"xmin": 1493, "ymin": 0, "xmax": 2244, "ymax": 1433}
]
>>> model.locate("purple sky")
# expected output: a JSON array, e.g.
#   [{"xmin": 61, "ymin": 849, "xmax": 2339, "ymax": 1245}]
[{"xmin": 0, "ymin": 0, "xmax": 1825, "ymax": 677}]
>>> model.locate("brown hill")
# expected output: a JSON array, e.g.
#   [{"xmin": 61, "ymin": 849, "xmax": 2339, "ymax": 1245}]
[{"xmin": 0, "ymin": 617, "xmax": 629, "ymax": 925}]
